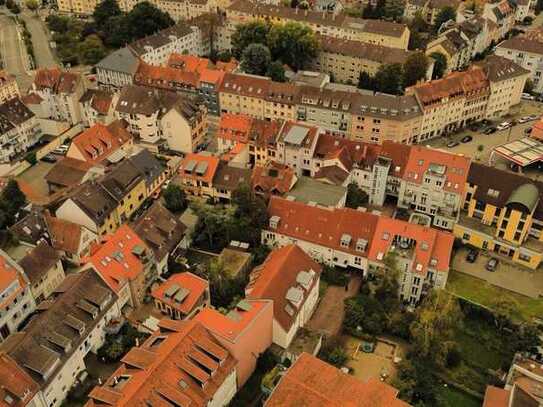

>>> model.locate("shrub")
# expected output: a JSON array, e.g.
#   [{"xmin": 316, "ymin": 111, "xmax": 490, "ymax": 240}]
[{"xmin": 321, "ymin": 264, "xmax": 349, "ymax": 286}]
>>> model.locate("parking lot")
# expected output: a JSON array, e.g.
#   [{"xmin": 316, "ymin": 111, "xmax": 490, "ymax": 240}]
[{"xmin": 452, "ymin": 247, "xmax": 543, "ymax": 299}]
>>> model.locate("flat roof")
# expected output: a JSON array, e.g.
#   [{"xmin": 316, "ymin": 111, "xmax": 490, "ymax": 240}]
[
  {"xmin": 493, "ymin": 137, "xmax": 543, "ymax": 167},
  {"xmin": 286, "ymin": 176, "xmax": 347, "ymax": 207}
]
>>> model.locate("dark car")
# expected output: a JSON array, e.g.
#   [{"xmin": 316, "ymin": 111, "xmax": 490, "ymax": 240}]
[
  {"xmin": 484, "ymin": 127, "xmax": 497, "ymax": 135},
  {"xmin": 469, "ymin": 123, "xmax": 480, "ymax": 131},
  {"xmin": 461, "ymin": 135, "xmax": 473, "ymax": 143},
  {"xmin": 466, "ymin": 249, "xmax": 478, "ymax": 263},
  {"xmin": 41, "ymin": 154, "xmax": 58, "ymax": 163},
  {"xmin": 486, "ymin": 258, "xmax": 499, "ymax": 272}
]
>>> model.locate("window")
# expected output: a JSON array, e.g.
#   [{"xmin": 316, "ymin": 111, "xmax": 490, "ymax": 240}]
[{"xmin": 463, "ymin": 233, "xmax": 470, "ymax": 240}]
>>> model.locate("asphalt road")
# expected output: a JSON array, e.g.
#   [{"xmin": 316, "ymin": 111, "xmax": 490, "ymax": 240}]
[
  {"xmin": 0, "ymin": 12, "xmax": 33, "ymax": 91},
  {"xmin": 20, "ymin": 11, "xmax": 57, "ymax": 69}
]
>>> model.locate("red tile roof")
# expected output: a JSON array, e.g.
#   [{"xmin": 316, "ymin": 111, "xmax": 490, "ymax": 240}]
[
  {"xmin": 86, "ymin": 319, "xmax": 237, "ymax": 407},
  {"xmin": 179, "ymin": 153, "xmax": 220, "ymax": 184},
  {"xmin": 200, "ymin": 68, "xmax": 225, "ymax": 85},
  {"xmin": 167, "ymin": 54, "xmax": 211, "ymax": 74},
  {"xmin": 246, "ymin": 245, "xmax": 321, "ymax": 332},
  {"xmin": 134, "ymin": 61, "xmax": 200, "ymax": 90},
  {"xmin": 215, "ymin": 59, "xmax": 239, "ymax": 73},
  {"xmin": 151, "ymin": 272, "xmax": 208, "ymax": 315},
  {"xmin": 219, "ymin": 113, "xmax": 253, "ymax": 144},
  {"xmin": 252, "ymin": 163, "xmax": 296, "ymax": 195},
  {"xmin": 265, "ymin": 352, "xmax": 410, "ymax": 407},
  {"xmin": 0, "ymin": 352, "xmax": 39, "ymax": 407},
  {"xmin": 483, "ymin": 385, "xmax": 510, "ymax": 407},
  {"xmin": 33, "ymin": 67, "xmax": 80, "ymax": 94},
  {"xmin": 266, "ymin": 196, "xmax": 379, "ymax": 257},
  {"xmin": 194, "ymin": 299, "xmax": 271, "ymax": 341},
  {"xmin": 314, "ymin": 133, "xmax": 377, "ymax": 171},
  {"xmin": 44, "ymin": 213, "xmax": 85, "ymax": 255},
  {"xmin": 0, "ymin": 252, "xmax": 19, "ymax": 294},
  {"xmin": 85, "ymin": 225, "xmax": 149, "ymax": 293}
]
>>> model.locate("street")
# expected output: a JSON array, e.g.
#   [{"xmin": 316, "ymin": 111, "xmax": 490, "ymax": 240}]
[
  {"xmin": 0, "ymin": 12, "xmax": 33, "ymax": 91},
  {"xmin": 20, "ymin": 10, "xmax": 57, "ymax": 69}
]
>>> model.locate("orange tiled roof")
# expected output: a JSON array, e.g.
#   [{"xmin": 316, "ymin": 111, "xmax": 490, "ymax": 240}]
[
  {"xmin": 134, "ymin": 61, "xmax": 200, "ymax": 89},
  {"xmin": 33, "ymin": 67, "xmax": 80, "ymax": 94},
  {"xmin": 199, "ymin": 68, "xmax": 225, "ymax": 86},
  {"xmin": 246, "ymin": 245, "xmax": 321, "ymax": 332},
  {"xmin": 265, "ymin": 352, "xmax": 410, "ymax": 406},
  {"xmin": 86, "ymin": 319, "xmax": 237, "ymax": 407},
  {"xmin": 252, "ymin": 163, "xmax": 296, "ymax": 195},
  {"xmin": 151, "ymin": 272, "xmax": 208, "ymax": 315},
  {"xmin": 179, "ymin": 153, "xmax": 220, "ymax": 184},
  {"xmin": 86, "ymin": 225, "xmax": 149, "ymax": 293},
  {"xmin": 167, "ymin": 54, "xmax": 211, "ymax": 74},
  {"xmin": 219, "ymin": 113, "xmax": 253, "ymax": 143},
  {"xmin": 483, "ymin": 385, "xmax": 510, "ymax": 407},
  {"xmin": 44, "ymin": 212, "xmax": 84, "ymax": 255},
  {"xmin": 0, "ymin": 352, "xmax": 39, "ymax": 406},
  {"xmin": 0, "ymin": 252, "xmax": 19, "ymax": 293},
  {"xmin": 216, "ymin": 59, "xmax": 238, "ymax": 73},
  {"xmin": 194, "ymin": 299, "xmax": 271, "ymax": 341}
]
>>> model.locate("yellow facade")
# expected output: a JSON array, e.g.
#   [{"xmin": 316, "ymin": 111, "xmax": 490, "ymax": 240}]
[{"xmin": 117, "ymin": 178, "xmax": 147, "ymax": 222}]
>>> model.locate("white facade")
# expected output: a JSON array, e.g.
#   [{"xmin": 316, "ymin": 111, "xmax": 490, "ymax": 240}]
[
  {"xmin": 32, "ymin": 82, "xmax": 85, "ymax": 126},
  {"xmin": 208, "ymin": 369, "xmax": 237, "ymax": 407},
  {"xmin": 0, "ymin": 109, "xmax": 41, "ymax": 164},
  {"xmin": 495, "ymin": 45, "xmax": 543, "ymax": 94}
]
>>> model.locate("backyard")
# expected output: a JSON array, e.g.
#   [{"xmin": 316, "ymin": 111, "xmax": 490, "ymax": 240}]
[{"xmin": 436, "ymin": 385, "xmax": 481, "ymax": 407}]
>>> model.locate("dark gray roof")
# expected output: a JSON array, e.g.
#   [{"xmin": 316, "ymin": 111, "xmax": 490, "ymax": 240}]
[
  {"xmin": 115, "ymin": 85, "xmax": 180, "ymax": 117},
  {"xmin": 128, "ymin": 149, "xmax": 166, "ymax": 188},
  {"xmin": 0, "ymin": 98, "xmax": 35, "ymax": 134},
  {"xmin": 129, "ymin": 24, "xmax": 193, "ymax": 56},
  {"xmin": 10, "ymin": 208, "xmax": 48, "ymax": 246},
  {"xmin": 99, "ymin": 159, "xmax": 142, "ymax": 201},
  {"xmin": 96, "ymin": 47, "xmax": 139, "ymax": 76},
  {"xmin": 212, "ymin": 162, "xmax": 251, "ymax": 191},
  {"xmin": 475, "ymin": 55, "xmax": 530, "ymax": 82},
  {"xmin": 70, "ymin": 182, "xmax": 118, "ymax": 226},
  {"xmin": 18, "ymin": 243, "xmax": 61, "ymax": 286}
]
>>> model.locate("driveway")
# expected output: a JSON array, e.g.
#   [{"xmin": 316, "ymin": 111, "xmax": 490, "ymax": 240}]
[
  {"xmin": 307, "ymin": 275, "xmax": 362, "ymax": 337},
  {"xmin": 452, "ymin": 247, "xmax": 543, "ymax": 299}
]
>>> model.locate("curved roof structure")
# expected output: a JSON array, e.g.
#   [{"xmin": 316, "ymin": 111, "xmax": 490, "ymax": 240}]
[{"xmin": 506, "ymin": 183, "xmax": 540, "ymax": 212}]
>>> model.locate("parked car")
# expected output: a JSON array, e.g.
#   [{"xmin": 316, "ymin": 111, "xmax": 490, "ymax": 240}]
[
  {"xmin": 486, "ymin": 258, "xmax": 499, "ymax": 272},
  {"xmin": 527, "ymin": 115, "xmax": 539, "ymax": 121},
  {"xmin": 466, "ymin": 249, "xmax": 479, "ymax": 263},
  {"xmin": 461, "ymin": 135, "xmax": 473, "ymax": 143},
  {"xmin": 496, "ymin": 122, "xmax": 512, "ymax": 131},
  {"xmin": 41, "ymin": 153, "xmax": 58, "ymax": 163},
  {"xmin": 522, "ymin": 93, "xmax": 535, "ymax": 101},
  {"xmin": 446, "ymin": 141, "xmax": 460, "ymax": 148},
  {"xmin": 518, "ymin": 116, "xmax": 532, "ymax": 124},
  {"xmin": 484, "ymin": 127, "xmax": 497, "ymax": 135},
  {"xmin": 469, "ymin": 122, "xmax": 480, "ymax": 131},
  {"xmin": 525, "ymin": 127, "xmax": 533, "ymax": 135}
]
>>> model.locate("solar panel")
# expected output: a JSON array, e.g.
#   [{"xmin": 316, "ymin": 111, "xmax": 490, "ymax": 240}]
[
  {"xmin": 284, "ymin": 126, "xmax": 309, "ymax": 145},
  {"xmin": 195, "ymin": 161, "xmax": 208, "ymax": 176}
]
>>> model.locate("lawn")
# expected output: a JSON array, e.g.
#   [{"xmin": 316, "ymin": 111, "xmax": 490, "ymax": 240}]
[
  {"xmin": 436, "ymin": 385, "xmax": 481, "ymax": 407},
  {"xmin": 446, "ymin": 270, "xmax": 543, "ymax": 322}
]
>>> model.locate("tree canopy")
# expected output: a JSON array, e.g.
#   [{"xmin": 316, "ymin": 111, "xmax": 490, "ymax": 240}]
[
  {"xmin": 403, "ymin": 52, "xmax": 429, "ymax": 87},
  {"xmin": 345, "ymin": 183, "xmax": 369, "ymax": 209},
  {"xmin": 93, "ymin": 0, "xmax": 121, "ymax": 27},
  {"xmin": 374, "ymin": 63, "xmax": 403, "ymax": 94},
  {"xmin": 231, "ymin": 21, "xmax": 270, "ymax": 58},
  {"xmin": 429, "ymin": 51, "xmax": 447, "ymax": 79},
  {"xmin": 434, "ymin": 6, "xmax": 456, "ymax": 33},
  {"xmin": 0, "ymin": 180, "xmax": 26, "ymax": 230},
  {"xmin": 241, "ymin": 43, "xmax": 272, "ymax": 75},
  {"xmin": 266, "ymin": 61, "xmax": 286, "ymax": 82},
  {"xmin": 163, "ymin": 184, "xmax": 187, "ymax": 213}
]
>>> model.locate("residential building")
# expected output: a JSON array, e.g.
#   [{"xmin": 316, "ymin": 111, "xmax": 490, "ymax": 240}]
[
  {"xmin": 194, "ymin": 299, "xmax": 273, "ymax": 387},
  {"xmin": 78, "ymin": 89, "xmax": 115, "ymax": 127},
  {"xmin": 127, "ymin": 149, "xmax": 168, "ymax": 198},
  {"xmin": 95, "ymin": 47, "xmax": 139, "ymax": 90},
  {"xmin": 276, "ymin": 121, "xmax": 322, "ymax": 177},
  {"xmin": 0, "ymin": 269, "xmax": 121, "ymax": 407},
  {"xmin": 0, "ymin": 98, "xmax": 42, "ymax": 163},
  {"xmin": 0, "ymin": 250, "xmax": 36, "ymax": 342},
  {"xmin": 217, "ymin": 113, "xmax": 252, "ymax": 153},
  {"xmin": 495, "ymin": 37, "xmax": 543, "ymax": 94},
  {"xmin": 264, "ymin": 352, "xmax": 410, "ymax": 406},
  {"xmin": 246, "ymin": 245, "xmax": 321, "ymax": 349},
  {"xmin": 313, "ymin": 36, "xmax": 427, "ymax": 84},
  {"xmin": 426, "ymin": 28, "xmax": 471, "ymax": 73},
  {"xmin": 454, "ymin": 162, "xmax": 543, "ymax": 270},
  {"xmin": 212, "ymin": 162, "xmax": 252, "ymax": 203},
  {"xmin": 18, "ymin": 243, "xmax": 65, "ymax": 304},
  {"xmin": 151, "ymin": 272, "xmax": 210, "ymax": 319},
  {"xmin": 85, "ymin": 319, "xmax": 238, "ymax": 407},
  {"xmin": 29, "ymin": 68, "xmax": 85, "ymax": 125},
  {"xmin": 483, "ymin": 0, "xmax": 517, "ymax": 38},
  {"xmin": 219, "ymin": 73, "xmax": 271, "ymax": 118},
  {"xmin": 457, "ymin": 17, "xmax": 498, "ymax": 57},
  {"xmin": 66, "ymin": 120, "xmax": 134, "ymax": 165},
  {"xmin": 44, "ymin": 157, "xmax": 96, "ymax": 193},
  {"xmin": 404, "ymin": 0, "xmax": 460, "ymax": 25},
  {"xmin": 0, "ymin": 70, "xmax": 20, "ymax": 103},
  {"xmin": 131, "ymin": 202, "xmax": 187, "ymax": 274},
  {"xmin": 224, "ymin": 1, "xmax": 410, "ymax": 50},
  {"xmin": 87, "ymin": 224, "xmax": 156, "ymax": 308},
  {"xmin": 264, "ymin": 82, "xmax": 297, "ymax": 122},
  {"xmin": 177, "ymin": 153, "xmax": 220, "ymax": 197},
  {"xmin": 252, "ymin": 162, "xmax": 297, "ymax": 196},
  {"xmin": 0, "ymin": 352, "xmax": 45, "ymax": 407}
]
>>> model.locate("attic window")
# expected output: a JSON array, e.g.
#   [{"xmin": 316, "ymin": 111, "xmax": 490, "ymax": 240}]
[
  {"xmin": 269, "ymin": 216, "xmax": 280, "ymax": 229},
  {"xmin": 382, "ymin": 232, "xmax": 389, "ymax": 241}
]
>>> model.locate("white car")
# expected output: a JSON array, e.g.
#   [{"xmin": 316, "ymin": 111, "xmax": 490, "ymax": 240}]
[
  {"xmin": 497, "ymin": 122, "xmax": 512, "ymax": 131},
  {"xmin": 522, "ymin": 93, "xmax": 535, "ymax": 101},
  {"xmin": 518, "ymin": 116, "xmax": 531, "ymax": 124}
]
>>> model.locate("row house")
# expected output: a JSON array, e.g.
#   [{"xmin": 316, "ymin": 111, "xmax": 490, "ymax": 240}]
[
  {"xmin": 275, "ymin": 121, "xmax": 322, "ymax": 177},
  {"xmin": 457, "ymin": 17, "xmax": 499, "ymax": 58},
  {"xmin": 86, "ymin": 225, "xmax": 157, "ymax": 308},
  {"xmin": 0, "ymin": 97, "xmax": 41, "ymax": 164},
  {"xmin": 482, "ymin": 0, "xmax": 517, "ymax": 39},
  {"xmin": 311, "ymin": 36, "xmax": 430, "ymax": 84},
  {"xmin": 0, "ymin": 249, "xmax": 36, "ymax": 342},
  {"xmin": 0, "ymin": 70, "xmax": 20, "ymax": 104},
  {"xmin": 28, "ymin": 68, "xmax": 85, "ymax": 126},
  {"xmin": 495, "ymin": 37, "xmax": 543, "ymax": 94},
  {"xmin": 454, "ymin": 162, "xmax": 543, "ymax": 270},
  {"xmin": 246, "ymin": 245, "xmax": 321, "ymax": 349},
  {"xmin": 223, "ymin": 1, "xmax": 410, "ymax": 50},
  {"xmin": 263, "ymin": 196, "xmax": 454, "ymax": 305},
  {"xmin": 78, "ymin": 89, "xmax": 115, "ymax": 127},
  {"xmin": 0, "ymin": 269, "xmax": 122, "ymax": 407},
  {"xmin": 0, "ymin": 353, "xmax": 45, "ymax": 407},
  {"xmin": 114, "ymin": 85, "xmax": 207, "ymax": 154},
  {"xmin": 85, "ymin": 319, "xmax": 238, "ymax": 407}
]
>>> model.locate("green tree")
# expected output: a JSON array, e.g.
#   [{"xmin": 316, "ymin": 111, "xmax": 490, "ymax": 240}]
[
  {"xmin": 0, "ymin": 180, "xmax": 26, "ymax": 229},
  {"xmin": 358, "ymin": 71, "xmax": 375, "ymax": 90},
  {"xmin": 524, "ymin": 78, "xmax": 534, "ymax": 93},
  {"xmin": 384, "ymin": 0, "xmax": 404, "ymax": 21},
  {"xmin": 429, "ymin": 51, "xmax": 447, "ymax": 79},
  {"xmin": 241, "ymin": 43, "xmax": 272, "ymax": 75},
  {"xmin": 25, "ymin": 0, "xmax": 39, "ymax": 12},
  {"xmin": 266, "ymin": 61, "xmax": 286, "ymax": 82},
  {"xmin": 489, "ymin": 296, "xmax": 518, "ymax": 331},
  {"xmin": 267, "ymin": 22, "xmax": 319, "ymax": 71},
  {"xmin": 93, "ymin": 0, "xmax": 121, "ymax": 27},
  {"xmin": 231, "ymin": 21, "xmax": 270, "ymax": 59},
  {"xmin": 403, "ymin": 52, "xmax": 429, "ymax": 87},
  {"xmin": 78, "ymin": 34, "xmax": 107, "ymax": 64},
  {"xmin": 123, "ymin": 2, "xmax": 174, "ymax": 41},
  {"xmin": 345, "ymin": 183, "xmax": 368, "ymax": 209},
  {"xmin": 362, "ymin": 3, "xmax": 376, "ymax": 18},
  {"xmin": 433, "ymin": 6, "xmax": 456, "ymax": 33},
  {"xmin": 410, "ymin": 11, "xmax": 429, "ymax": 32},
  {"xmin": 163, "ymin": 184, "xmax": 187, "ymax": 213},
  {"xmin": 374, "ymin": 63, "xmax": 403, "ymax": 94},
  {"xmin": 536, "ymin": 0, "xmax": 543, "ymax": 13}
]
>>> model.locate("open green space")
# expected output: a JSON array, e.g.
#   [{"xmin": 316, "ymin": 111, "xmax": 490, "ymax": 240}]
[{"xmin": 437, "ymin": 385, "xmax": 481, "ymax": 407}]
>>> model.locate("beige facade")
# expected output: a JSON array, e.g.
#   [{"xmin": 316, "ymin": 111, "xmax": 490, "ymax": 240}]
[{"xmin": 0, "ymin": 71, "xmax": 20, "ymax": 103}]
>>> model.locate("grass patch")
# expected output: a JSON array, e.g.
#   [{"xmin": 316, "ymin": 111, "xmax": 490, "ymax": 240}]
[
  {"xmin": 446, "ymin": 270, "xmax": 543, "ymax": 322},
  {"xmin": 436, "ymin": 385, "xmax": 481, "ymax": 407},
  {"xmin": 455, "ymin": 331, "xmax": 505, "ymax": 371}
]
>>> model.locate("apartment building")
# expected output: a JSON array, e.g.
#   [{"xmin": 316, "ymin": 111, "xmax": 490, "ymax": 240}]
[
  {"xmin": 264, "ymin": 196, "xmax": 454, "ymax": 304},
  {"xmin": 18, "ymin": 243, "xmax": 65, "ymax": 304},
  {"xmin": 0, "ymin": 353, "xmax": 46, "ymax": 407},
  {"xmin": 29, "ymin": 68, "xmax": 85, "ymax": 125},
  {"xmin": 454, "ymin": 162, "xmax": 543, "ymax": 270},
  {"xmin": 0, "ymin": 97, "xmax": 42, "ymax": 164},
  {"xmin": 246, "ymin": 245, "xmax": 321, "ymax": 349},
  {"xmin": 0, "ymin": 250, "xmax": 36, "ymax": 342},
  {"xmin": 312, "ymin": 36, "xmax": 422, "ymax": 84},
  {"xmin": 483, "ymin": 0, "xmax": 516, "ymax": 39},
  {"xmin": 114, "ymin": 85, "xmax": 207, "ymax": 153},
  {"xmin": 0, "ymin": 269, "xmax": 121, "ymax": 407},
  {"xmin": 0, "ymin": 70, "xmax": 20, "ymax": 103},
  {"xmin": 79, "ymin": 89, "xmax": 115, "ymax": 127},
  {"xmin": 152, "ymin": 272, "xmax": 210, "ymax": 319},
  {"xmin": 426, "ymin": 28, "xmax": 472, "ymax": 73},
  {"xmin": 87, "ymin": 225, "xmax": 157, "ymax": 308},
  {"xmin": 219, "ymin": 73, "xmax": 271, "ymax": 118},
  {"xmin": 86, "ymin": 319, "xmax": 238, "ymax": 407},
  {"xmin": 95, "ymin": 47, "xmax": 139, "ymax": 91},
  {"xmin": 495, "ymin": 37, "xmax": 543, "ymax": 94},
  {"xmin": 275, "ymin": 121, "xmax": 322, "ymax": 177},
  {"xmin": 404, "ymin": 0, "xmax": 460, "ymax": 25},
  {"xmin": 177, "ymin": 153, "xmax": 220, "ymax": 197},
  {"xmin": 223, "ymin": 1, "xmax": 410, "ymax": 50}
]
